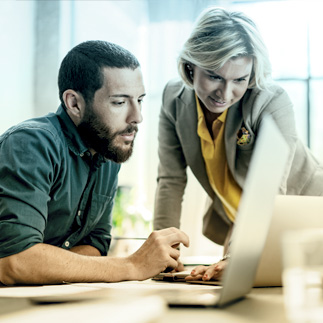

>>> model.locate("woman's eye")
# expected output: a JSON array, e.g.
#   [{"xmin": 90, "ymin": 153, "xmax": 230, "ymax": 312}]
[
  {"xmin": 209, "ymin": 75, "xmax": 222, "ymax": 80},
  {"xmin": 236, "ymin": 78, "xmax": 246, "ymax": 83}
]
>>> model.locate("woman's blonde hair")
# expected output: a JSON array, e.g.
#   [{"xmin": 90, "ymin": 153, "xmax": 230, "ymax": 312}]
[{"xmin": 178, "ymin": 7, "xmax": 272, "ymax": 89}]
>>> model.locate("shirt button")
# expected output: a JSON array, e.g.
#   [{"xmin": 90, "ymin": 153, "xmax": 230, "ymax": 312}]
[
  {"xmin": 64, "ymin": 241, "xmax": 70, "ymax": 248},
  {"xmin": 80, "ymin": 153, "xmax": 84, "ymax": 157}
]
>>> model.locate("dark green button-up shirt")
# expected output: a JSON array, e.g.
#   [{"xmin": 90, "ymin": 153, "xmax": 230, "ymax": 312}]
[{"xmin": 0, "ymin": 106, "xmax": 120, "ymax": 257}]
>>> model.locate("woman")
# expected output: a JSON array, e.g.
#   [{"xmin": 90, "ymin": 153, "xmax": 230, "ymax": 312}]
[{"xmin": 153, "ymin": 7, "xmax": 323, "ymax": 281}]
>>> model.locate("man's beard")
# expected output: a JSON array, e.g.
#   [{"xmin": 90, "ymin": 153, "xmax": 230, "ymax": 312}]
[{"xmin": 77, "ymin": 105, "xmax": 138, "ymax": 164}]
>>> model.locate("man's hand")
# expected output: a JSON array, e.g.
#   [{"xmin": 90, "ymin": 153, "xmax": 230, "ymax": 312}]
[
  {"xmin": 185, "ymin": 260, "xmax": 228, "ymax": 282},
  {"xmin": 127, "ymin": 227, "xmax": 189, "ymax": 281},
  {"xmin": 173, "ymin": 260, "xmax": 185, "ymax": 272},
  {"xmin": 0, "ymin": 228, "xmax": 189, "ymax": 285}
]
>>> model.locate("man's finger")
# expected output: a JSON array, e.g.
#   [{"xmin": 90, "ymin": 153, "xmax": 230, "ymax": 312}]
[
  {"xmin": 156, "ymin": 227, "xmax": 190, "ymax": 248},
  {"xmin": 169, "ymin": 246, "xmax": 180, "ymax": 260},
  {"xmin": 165, "ymin": 258, "xmax": 178, "ymax": 272},
  {"xmin": 166, "ymin": 230, "xmax": 190, "ymax": 248}
]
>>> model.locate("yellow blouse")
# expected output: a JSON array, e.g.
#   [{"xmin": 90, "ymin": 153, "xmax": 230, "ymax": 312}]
[{"xmin": 196, "ymin": 96, "xmax": 242, "ymax": 222}]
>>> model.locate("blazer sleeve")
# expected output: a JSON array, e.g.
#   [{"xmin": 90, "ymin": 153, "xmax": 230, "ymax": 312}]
[{"xmin": 153, "ymin": 81, "xmax": 188, "ymax": 230}]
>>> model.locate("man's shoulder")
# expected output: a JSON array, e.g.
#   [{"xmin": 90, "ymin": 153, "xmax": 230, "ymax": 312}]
[
  {"xmin": 6, "ymin": 112, "xmax": 59, "ymax": 131},
  {"xmin": 0, "ymin": 113, "xmax": 63, "ymax": 147}
]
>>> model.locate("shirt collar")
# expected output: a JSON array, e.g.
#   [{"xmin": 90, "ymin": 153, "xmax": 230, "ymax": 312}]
[
  {"xmin": 196, "ymin": 95, "xmax": 228, "ymax": 142},
  {"xmin": 196, "ymin": 95, "xmax": 227, "ymax": 123},
  {"xmin": 56, "ymin": 105, "xmax": 89, "ymax": 157},
  {"xmin": 56, "ymin": 106, "xmax": 109, "ymax": 169}
]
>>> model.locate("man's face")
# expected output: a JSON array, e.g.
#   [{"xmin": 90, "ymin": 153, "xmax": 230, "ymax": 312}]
[{"xmin": 78, "ymin": 67, "xmax": 145, "ymax": 163}]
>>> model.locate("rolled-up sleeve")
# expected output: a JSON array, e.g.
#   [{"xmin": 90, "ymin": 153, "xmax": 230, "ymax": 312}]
[{"xmin": 0, "ymin": 126, "xmax": 60, "ymax": 258}]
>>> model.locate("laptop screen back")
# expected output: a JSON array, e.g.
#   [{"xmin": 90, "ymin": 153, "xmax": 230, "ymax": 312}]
[{"xmin": 218, "ymin": 115, "xmax": 289, "ymax": 306}]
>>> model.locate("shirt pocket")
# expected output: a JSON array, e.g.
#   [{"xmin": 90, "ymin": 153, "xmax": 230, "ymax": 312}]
[{"xmin": 87, "ymin": 193, "xmax": 113, "ymax": 228}]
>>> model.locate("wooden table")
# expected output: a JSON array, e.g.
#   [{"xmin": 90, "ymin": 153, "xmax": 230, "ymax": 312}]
[{"xmin": 0, "ymin": 281, "xmax": 288, "ymax": 323}]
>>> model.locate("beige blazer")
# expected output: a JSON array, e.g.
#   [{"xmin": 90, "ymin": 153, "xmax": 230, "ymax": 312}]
[{"xmin": 154, "ymin": 79, "xmax": 323, "ymax": 245}]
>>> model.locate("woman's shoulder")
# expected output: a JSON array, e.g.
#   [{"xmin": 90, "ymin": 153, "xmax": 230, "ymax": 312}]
[
  {"xmin": 162, "ymin": 78, "xmax": 194, "ymax": 104},
  {"xmin": 240, "ymin": 83, "xmax": 294, "ymax": 127},
  {"xmin": 245, "ymin": 83, "xmax": 290, "ymax": 104},
  {"xmin": 163, "ymin": 78, "xmax": 185, "ymax": 98},
  {"xmin": 242, "ymin": 83, "xmax": 293, "ymax": 115}
]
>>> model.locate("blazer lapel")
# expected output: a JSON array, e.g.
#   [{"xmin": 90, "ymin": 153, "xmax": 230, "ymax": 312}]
[
  {"xmin": 176, "ymin": 89, "xmax": 215, "ymax": 198},
  {"xmin": 225, "ymin": 101, "xmax": 243, "ymax": 183}
]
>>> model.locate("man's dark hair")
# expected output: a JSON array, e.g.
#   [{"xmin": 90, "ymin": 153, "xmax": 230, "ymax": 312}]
[{"xmin": 58, "ymin": 40, "xmax": 140, "ymax": 108}]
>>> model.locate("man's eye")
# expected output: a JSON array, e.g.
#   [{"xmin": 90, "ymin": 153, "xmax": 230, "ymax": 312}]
[
  {"xmin": 113, "ymin": 101, "xmax": 125, "ymax": 106},
  {"xmin": 236, "ymin": 78, "xmax": 246, "ymax": 83}
]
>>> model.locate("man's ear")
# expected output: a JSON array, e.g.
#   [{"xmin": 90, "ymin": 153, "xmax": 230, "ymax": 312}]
[{"xmin": 63, "ymin": 90, "xmax": 85, "ymax": 125}]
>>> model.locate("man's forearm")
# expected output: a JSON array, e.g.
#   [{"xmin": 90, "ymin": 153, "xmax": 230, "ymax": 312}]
[
  {"xmin": 0, "ymin": 227, "xmax": 190, "ymax": 286},
  {"xmin": 0, "ymin": 243, "xmax": 134, "ymax": 286},
  {"xmin": 70, "ymin": 245, "xmax": 101, "ymax": 256}
]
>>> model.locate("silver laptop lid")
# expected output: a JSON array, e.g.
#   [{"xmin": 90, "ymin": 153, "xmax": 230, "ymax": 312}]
[
  {"xmin": 254, "ymin": 194, "xmax": 323, "ymax": 287},
  {"xmin": 218, "ymin": 115, "xmax": 289, "ymax": 306}
]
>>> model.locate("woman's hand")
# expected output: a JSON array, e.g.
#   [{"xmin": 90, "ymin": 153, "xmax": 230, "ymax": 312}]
[{"xmin": 185, "ymin": 260, "xmax": 228, "ymax": 281}]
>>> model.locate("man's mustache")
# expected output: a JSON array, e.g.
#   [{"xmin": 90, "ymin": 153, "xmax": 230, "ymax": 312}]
[{"xmin": 117, "ymin": 124, "xmax": 138, "ymax": 136}]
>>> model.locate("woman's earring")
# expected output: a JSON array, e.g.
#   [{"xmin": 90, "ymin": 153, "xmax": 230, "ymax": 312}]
[{"xmin": 187, "ymin": 64, "xmax": 193, "ymax": 80}]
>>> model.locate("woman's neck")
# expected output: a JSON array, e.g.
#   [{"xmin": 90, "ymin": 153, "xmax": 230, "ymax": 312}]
[{"xmin": 200, "ymin": 100, "xmax": 222, "ymax": 136}]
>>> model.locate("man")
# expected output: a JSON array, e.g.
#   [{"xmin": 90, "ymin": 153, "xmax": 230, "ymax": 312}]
[{"xmin": 0, "ymin": 40, "xmax": 189, "ymax": 285}]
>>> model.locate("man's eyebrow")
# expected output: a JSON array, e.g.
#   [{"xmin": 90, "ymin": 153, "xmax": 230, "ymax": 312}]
[{"xmin": 109, "ymin": 93, "xmax": 146, "ymax": 98}]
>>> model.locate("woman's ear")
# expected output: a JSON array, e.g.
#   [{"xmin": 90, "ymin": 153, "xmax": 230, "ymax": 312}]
[{"xmin": 63, "ymin": 90, "xmax": 85, "ymax": 125}]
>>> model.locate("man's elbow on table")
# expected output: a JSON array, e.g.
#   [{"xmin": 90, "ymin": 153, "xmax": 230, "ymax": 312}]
[
  {"xmin": 0, "ymin": 244, "xmax": 47, "ymax": 286},
  {"xmin": 0, "ymin": 253, "xmax": 23, "ymax": 286}
]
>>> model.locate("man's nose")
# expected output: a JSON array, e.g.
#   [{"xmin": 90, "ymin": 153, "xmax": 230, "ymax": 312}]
[{"xmin": 127, "ymin": 101, "xmax": 143, "ymax": 124}]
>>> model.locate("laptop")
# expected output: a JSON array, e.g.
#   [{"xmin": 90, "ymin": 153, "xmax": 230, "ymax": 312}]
[
  {"xmin": 155, "ymin": 115, "xmax": 290, "ymax": 307},
  {"xmin": 254, "ymin": 194, "xmax": 323, "ymax": 287}
]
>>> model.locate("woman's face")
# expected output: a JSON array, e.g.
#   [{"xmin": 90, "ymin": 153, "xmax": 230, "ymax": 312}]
[{"xmin": 192, "ymin": 56, "xmax": 253, "ymax": 115}]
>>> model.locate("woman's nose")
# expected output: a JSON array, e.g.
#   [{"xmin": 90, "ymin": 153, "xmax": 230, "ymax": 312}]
[{"xmin": 215, "ymin": 83, "xmax": 231, "ymax": 101}]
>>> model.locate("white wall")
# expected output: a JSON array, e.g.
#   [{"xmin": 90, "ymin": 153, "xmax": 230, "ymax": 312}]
[{"xmin": 0, "ymin": 1, "xmax": 35, "ymax": 133}]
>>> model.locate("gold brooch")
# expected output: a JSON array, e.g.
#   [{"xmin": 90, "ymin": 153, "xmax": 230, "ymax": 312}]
[{"xmin": 237, "ymin": 127, "xmax": 251, "ymax": 146}]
